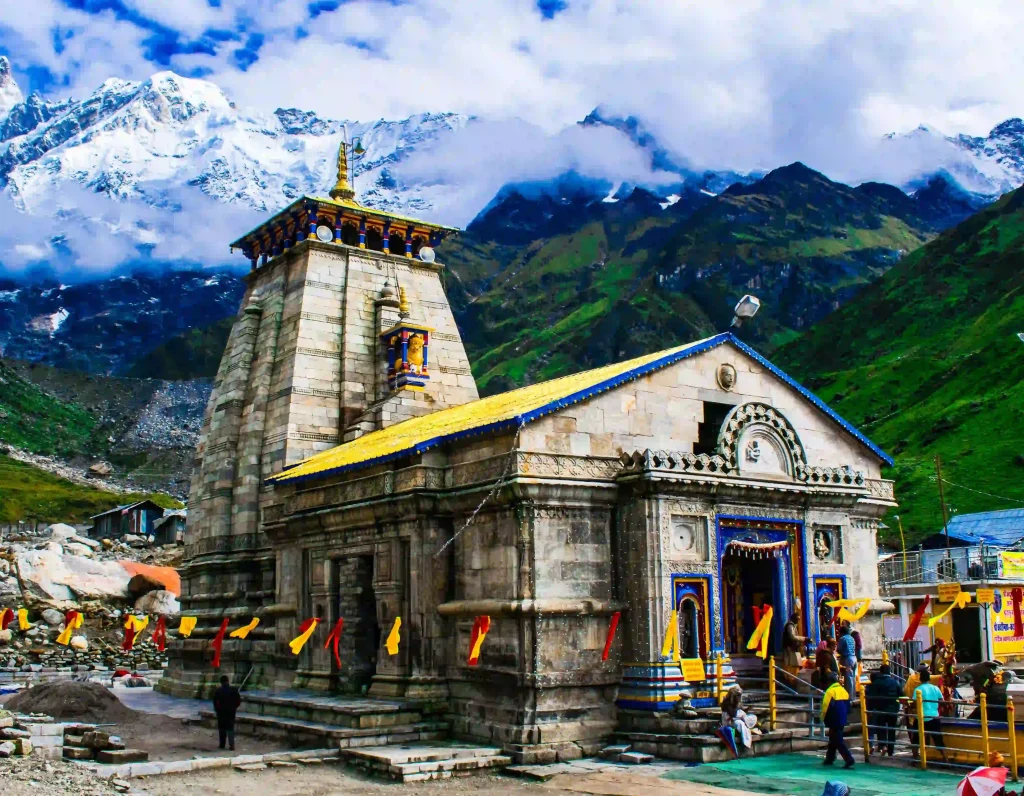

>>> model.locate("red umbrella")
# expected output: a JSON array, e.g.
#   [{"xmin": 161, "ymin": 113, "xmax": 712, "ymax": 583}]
[{"xmin": 957, "ymin": 766, "xmax": 1008, "ymax": 796}]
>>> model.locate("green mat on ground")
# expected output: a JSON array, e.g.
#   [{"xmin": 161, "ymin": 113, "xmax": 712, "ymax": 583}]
[{"xmin": 662, "ymin": 753, "xmax": 963, "ymax": 796}]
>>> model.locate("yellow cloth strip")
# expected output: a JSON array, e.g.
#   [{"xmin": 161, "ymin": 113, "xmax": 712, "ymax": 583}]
[
  {"xmin": 927, "ymin": 592, "xmax": 971, "ymax": 627},
  {"xmin": 230, "ymin": 618, "xmax": 260, "ymax": 639},
  {"xmin": 269, "ymin": 337, "xmax": 715, "ymax": 483},
  {"xmin": 826, "ymin": 597, "xmax": 871, "ymax": 622},
  {"xmin": 385, "ymin": 617, "xmax": 402, "ymax": 656},
  {"xmin": 178, "ymin": 617, "xmax": 197, "ymax": 637},
  {"xmin": 124, "ymin": 615, "xmax": 149, "ymax": 634},
  {"xmin": 289, "ymin": 619, "xmax": 319, "ymax": 655},
  {"xmin": 660, "ymin": 610, "xmax": 681, "ymax": 662},
  {"xmin": 17, "ymin": 608, "xmax": 29, "ymax": 631},
  {"xmin": 746, "ymin": 607, "xmax": 773, "ymax": 659},
  {"xmin": 56, "ymin": 624, "xmax": 75, "ymax": 646}
]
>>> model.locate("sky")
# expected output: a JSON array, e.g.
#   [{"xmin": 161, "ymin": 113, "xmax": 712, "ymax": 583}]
[{"xmin": 2, "ymin": 0, "xmax": 1024, "ymax": 277}]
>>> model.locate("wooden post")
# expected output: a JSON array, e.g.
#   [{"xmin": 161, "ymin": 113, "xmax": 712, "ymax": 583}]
[
  {"xmin": 716, "ymin": 651, "xmax": 725, "ymax": 704},
  {"xmin": 1010, "ymin": 698, "xmax": 1019, "ymax": 782},
  {"xmin": 768, "ymin": 655, "xmax": 777, "ymax": 731},
  {"xmin": 859, "ymin": 681, "xmax": 870, "ymax": 762},
  {"xmin": 916, "ymin": 689, "xmax": 927, "ymax": 770},
  {"xmin": 981, "ymin": 693, "xmax": 990, "ymax": 764}
]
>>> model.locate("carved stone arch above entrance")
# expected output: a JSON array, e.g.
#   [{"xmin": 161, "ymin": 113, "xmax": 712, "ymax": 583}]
[{"xmin": 717, "ymin": 403, "xmax": 807, "ymax": 480}]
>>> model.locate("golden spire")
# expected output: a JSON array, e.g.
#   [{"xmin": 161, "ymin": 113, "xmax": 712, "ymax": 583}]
[
  {"xmin": 398, "ymin": 286, "xmax": 411, "ymax": 319},
  {"xmin": 329, "ymin": 138, "xmax": 357, "ymax": 203}
]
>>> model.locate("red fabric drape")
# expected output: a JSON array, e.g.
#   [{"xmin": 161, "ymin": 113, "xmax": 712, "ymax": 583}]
[
  {"xmin": 211, "ymin": 618, "xmax": 229, "ymax": 668},
  {"xmin": 1, "ymin": 608, "xmax": 14, "ymax": 630},
  {"xmin": 323, "ymin": 618, "xmax": 344, "ymax": 669},
  {"xmin": 1012, "ymin": 588, "xmax": 1023, "ymax": 638},
  {"xmin": 153, "ymin": 616, "xmax": 167, "ymax": 652},
  {"xmin": 468, "ymin": 616, "xmax": 491, "ymax": 666},
  {"xmin": 602, "ymin": 612, "xmax": 621, "ymax": 662},
  {"xmin": 903, "ymin": 595, "xmax": 931, "ymax": 642},
  {"xmin": 122, "ymin": 627, "xmax": 135, "ymax": 651}
]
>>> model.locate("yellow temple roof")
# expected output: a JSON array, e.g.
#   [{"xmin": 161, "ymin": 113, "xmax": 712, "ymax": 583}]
[
  {"xmin": 268, "ymin": 331, "xmax": 892, "ymax": 485},
  {"xmin": 270, "ymin": 335, "xmax": 722, "ymax": 484}
]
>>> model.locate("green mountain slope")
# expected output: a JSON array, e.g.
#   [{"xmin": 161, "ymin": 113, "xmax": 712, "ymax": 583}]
[
  {"xmin": 125, "ymin": 317, "xmax": 234, "ymax": 380},
  {"xmin": 777, "ymin": 188, "xmax": 1024, "ymax": 545},
  {"xmin": 0, "ymin": 359, "xmax": 99, "ymax": 456},
  {"xmin": 0, "ymin": 455, "xmax": 180, "ymax": 525},
  {"xmin": 444, "ymin": 164, "xmax": 938, "ymax": 395}
]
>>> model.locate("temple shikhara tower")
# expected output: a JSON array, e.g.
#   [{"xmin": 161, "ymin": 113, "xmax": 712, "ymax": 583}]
[{"xmin": 162, "ymin": 138, "xmax": 897, "ymax": 763}]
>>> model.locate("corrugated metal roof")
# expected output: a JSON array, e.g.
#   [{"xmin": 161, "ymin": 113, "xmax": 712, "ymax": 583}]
[
  {"xmin": 944, "ymin": 508, "xmax": 1024, "ymax": 546},
  {"xmin": 269, "ymin": 332, "xmax": 891, "ymax": 485}
]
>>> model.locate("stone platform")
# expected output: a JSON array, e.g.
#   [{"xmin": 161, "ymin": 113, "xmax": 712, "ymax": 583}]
[{"xmin": 340, "ymin": 743, "xmax": 511, "ymax": 782}]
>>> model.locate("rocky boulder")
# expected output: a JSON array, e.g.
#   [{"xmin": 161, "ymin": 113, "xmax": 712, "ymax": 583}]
[
  {"xmin": 133, "ymin": 589, "xmax": 179, "ymax": 616},
  {"xmin": 15, "ymin": 543, "xmax": 130, "ymax": 605}
]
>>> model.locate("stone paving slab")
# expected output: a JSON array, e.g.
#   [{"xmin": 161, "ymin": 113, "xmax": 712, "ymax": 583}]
[{"xmin": 77, "ymin": 746, "xmax": 340, "ymax": 779}]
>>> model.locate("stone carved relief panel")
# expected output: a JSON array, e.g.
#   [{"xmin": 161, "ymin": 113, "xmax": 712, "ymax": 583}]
[
  {"xmin": 811, "ymin": 524, "xmax": 843, "ymax": 563},
  {"xmin": 669, "ymin": 514, "xmax": 708, "ymax": 560}
]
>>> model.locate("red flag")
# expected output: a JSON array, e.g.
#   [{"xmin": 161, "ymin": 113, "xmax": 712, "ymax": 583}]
[
  {"xmin": 602, "ymin": 611, "xmax": 621, "ymax": 661},
  {"xmin": 903, "ymin": 595, "xmax": 931, "ymax": 642},
  {"xmin": 1013, "ymin": 588, "xmax": 1023, "ymax": 638},
  {"xmin": 0, "ymin": 608, "xmax": 13, "ymax": 630},
  {"xmin": 211, "ymin": 618, "xmax": 229, "ymax": 668},
  {"xmin": 152, "ymin": 616, "xmax": 167, "ymax": 652},
  {"xmin": 468, "ymin": 616, "xmax": 491, "ymax": 666},
  {"xmin": 323, "ymin": 618, "xmax": 344, "ymax": 669},
  {"xmin": 122, "ymin": 626, "xmax": 135, "ymax": 651}
]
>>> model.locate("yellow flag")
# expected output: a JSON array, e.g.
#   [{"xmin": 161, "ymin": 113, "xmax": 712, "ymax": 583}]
[
  {"xmin": 124, "ymin": 615, "xmax": 149, "ymax": 635},
  {"xmin": 56, "ymin": 623, "xmax": 75, "ymax": 646},
  {"xmin": 230, "ymin": 618, "xmax": 260, "ymax": 639},
  {"xmin": 826, "ymin": 598, "xmax": 871, "ymax": 623},
  {"xmin": 17, "ymin": 608, "xmax": 29, "ymax": 631},
  {"xmin": 72, "ymin": 613, "xmax": 83, "ymax": 629},
  {"xmin": 660, "ymin": 610, "xmax": 681, "ymax": 662},
  {"xmin": 927, "ymin": 592, "xmax": 971, "ymax": 627},
  {"xmin": 289, "ymin": 619, "xmax": 319, "ymax": 655},
  {"xmin": 178, "ymin": 616, "xmax": 197, "ymax": 637},
  {"xmin": 746, "ymin": 607, "xmax": 774, "ymax": 659},
  {"xmin": 385, "ymin": 617, "xmax": 402, "ymax": 656}
]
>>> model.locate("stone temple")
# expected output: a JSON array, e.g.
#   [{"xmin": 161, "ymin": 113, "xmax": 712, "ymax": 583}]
[{"xmin": 160, "ymin": 142, "xmax": 897, "ymax": 761}]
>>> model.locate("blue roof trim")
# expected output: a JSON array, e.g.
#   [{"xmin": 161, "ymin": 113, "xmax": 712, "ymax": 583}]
[
  {"xmin": 727, "ymin": 335, "xmax": 894, "ymax": 466},
  {"xmin": 272, "ymin": 331, "xmax": 891, "ymax": 487}
]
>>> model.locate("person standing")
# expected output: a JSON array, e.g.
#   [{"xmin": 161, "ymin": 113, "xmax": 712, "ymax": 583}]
[
  {"xmin": 836, "ymin": 626, "xmax": 857, "ymax": 695},
  {"xmin": 821, "ymin": 671, "xmax": 855, "ymax": 769},
  {"xmin": 913, "ymin": 670, "xmax": 947, "ymax": 761},
  {"xmin": 213, "ymin": 675, "xmax": 242, "ymax": 751},
  {"xmin": 864, "ymin": 664, "xmax": 901, "ymax": 756},
  {"xmin": 814, "ymin": 636, "xmax": 840, "ymax": 689},
  {"xmin": 782, "ymin": 612, "xmax": 808, "ymax": 676}
]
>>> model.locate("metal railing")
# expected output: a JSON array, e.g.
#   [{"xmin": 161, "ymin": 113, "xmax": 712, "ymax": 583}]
[{"xmin": 879, "ymin": 544, "xmax": 1008, "ymax": 591}]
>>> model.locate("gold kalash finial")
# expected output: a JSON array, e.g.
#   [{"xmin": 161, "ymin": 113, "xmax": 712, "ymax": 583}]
[{"xmin": 329, "ymin": 134, "xmax": 360, "ymax": 203}]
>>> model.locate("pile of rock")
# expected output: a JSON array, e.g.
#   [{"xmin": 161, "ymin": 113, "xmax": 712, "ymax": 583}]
[
  {"xmin": 63, "ymin": 727, "xmax": 149, "ymax": 765},
  {"xmin": 0, "ymin": 709, "xmax": 35, "ymax": 757},
  {"xmin": 0, "ymin": 523, "xmax": 179, "ymax": 674}
]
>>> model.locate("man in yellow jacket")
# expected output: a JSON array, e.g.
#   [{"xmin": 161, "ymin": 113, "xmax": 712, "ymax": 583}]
[{"xmin": 821, "ymin": 671, "xmax": 855, "ymax": 769}]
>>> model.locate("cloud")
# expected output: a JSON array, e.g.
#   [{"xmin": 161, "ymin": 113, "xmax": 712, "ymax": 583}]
[{"xmin": 0, "ymin": 183, "xmax": 260, "ymax": 279}]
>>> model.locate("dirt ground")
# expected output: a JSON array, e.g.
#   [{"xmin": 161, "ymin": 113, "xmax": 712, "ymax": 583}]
[{"xmin": 132, "ymin": 764, "xmax": 756, "ymax": 796}]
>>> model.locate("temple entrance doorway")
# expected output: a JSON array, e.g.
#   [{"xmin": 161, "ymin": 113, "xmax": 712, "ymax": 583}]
[
  {"xmin": 334, "ymin": 555, "xmax": 379, "ymax": 692},
  {"xmin": 722, "ymin": 552, "xmax": 781, "ymax": 668}
]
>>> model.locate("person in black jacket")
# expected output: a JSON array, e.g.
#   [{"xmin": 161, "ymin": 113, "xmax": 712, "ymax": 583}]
[
  {"xmin": 821, "ymin": 671, "xmax": 855, "ymax": 768},
  {"xmin": 864, "ymin": 664, "xmax": 902, "ymax": 756},
  {"xmin": 213, "ymin": 675, "xmax": 242, "ymax": 751}
]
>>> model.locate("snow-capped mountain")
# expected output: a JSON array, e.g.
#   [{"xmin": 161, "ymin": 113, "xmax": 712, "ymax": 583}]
[
  {"xmin": 884, "ymin": 119, "xmax": 1024, "ymax": 198},
  {"xmin": 0, "ymin": 56, "xmax": 468, "ymax": 219}
]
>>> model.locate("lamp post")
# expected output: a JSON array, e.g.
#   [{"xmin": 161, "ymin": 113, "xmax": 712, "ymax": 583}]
[
  {"xmin": 895, "ymin": 514, "xmax": 907, "ymax": 578},
  {"xmin": 730, "ymin": 294, "xmax": 761, "ymax": 329}
]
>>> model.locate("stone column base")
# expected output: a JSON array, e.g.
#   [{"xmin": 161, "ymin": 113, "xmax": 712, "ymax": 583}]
[{"xmin": 368, "ymin": 674, "xmax": 451, "ymax": 701}]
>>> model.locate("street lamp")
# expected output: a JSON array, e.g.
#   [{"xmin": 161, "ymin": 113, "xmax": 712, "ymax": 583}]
[{"xmin": 730, "ymin": 294, "xmax": 761, "ymax": 329}]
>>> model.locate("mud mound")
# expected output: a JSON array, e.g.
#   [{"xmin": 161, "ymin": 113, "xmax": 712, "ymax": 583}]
[{"xmin": 7, "ymin": 681, "xmax": 138, "ymax": 723}]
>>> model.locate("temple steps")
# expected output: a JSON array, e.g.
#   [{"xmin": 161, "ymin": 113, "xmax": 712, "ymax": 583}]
[
  {"xmin": 198, "ymin": 709, "xmax": 450, "ymax": 748},
  {"xmin": 613, "ymin": 728, "xmax": 825, "ymax": 763},
  {"xmin": 237, "ymin": 690, "xmax": 446, "ymax": 729},
  {"xmin": 339, "ymin": 743, "xmax": 512, "ymax": 782}
]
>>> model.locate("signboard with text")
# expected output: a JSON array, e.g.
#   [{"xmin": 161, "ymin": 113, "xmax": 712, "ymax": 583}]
[
  {"xmin": 991, "ymin": 588, "xmax": 1024, "ymax": 660},
  {"xmin": 681, "ymin": 658, "xmax": 706, "ymax": 682},
  {"xmin": 1002, "ymin": 552, "xmax": 1024, "ymax": 579},
  {"xmin": 937, "ymin": 582, "xmax": 962, "ymax": 603}
]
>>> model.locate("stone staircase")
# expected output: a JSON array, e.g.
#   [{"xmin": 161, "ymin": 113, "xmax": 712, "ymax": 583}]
[
  {"xmin": 340, "ymin": 743, "xmax": 511, "ymax": 782},
  {"xmin": 198, "ymin": 690, "xmax": 449, "ymax": 750}
]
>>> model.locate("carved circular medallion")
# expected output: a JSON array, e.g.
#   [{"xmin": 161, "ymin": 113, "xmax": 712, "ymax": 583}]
[{"xmin": 717, "ymin": 363, "xmax": 737, "ymax": 391}]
